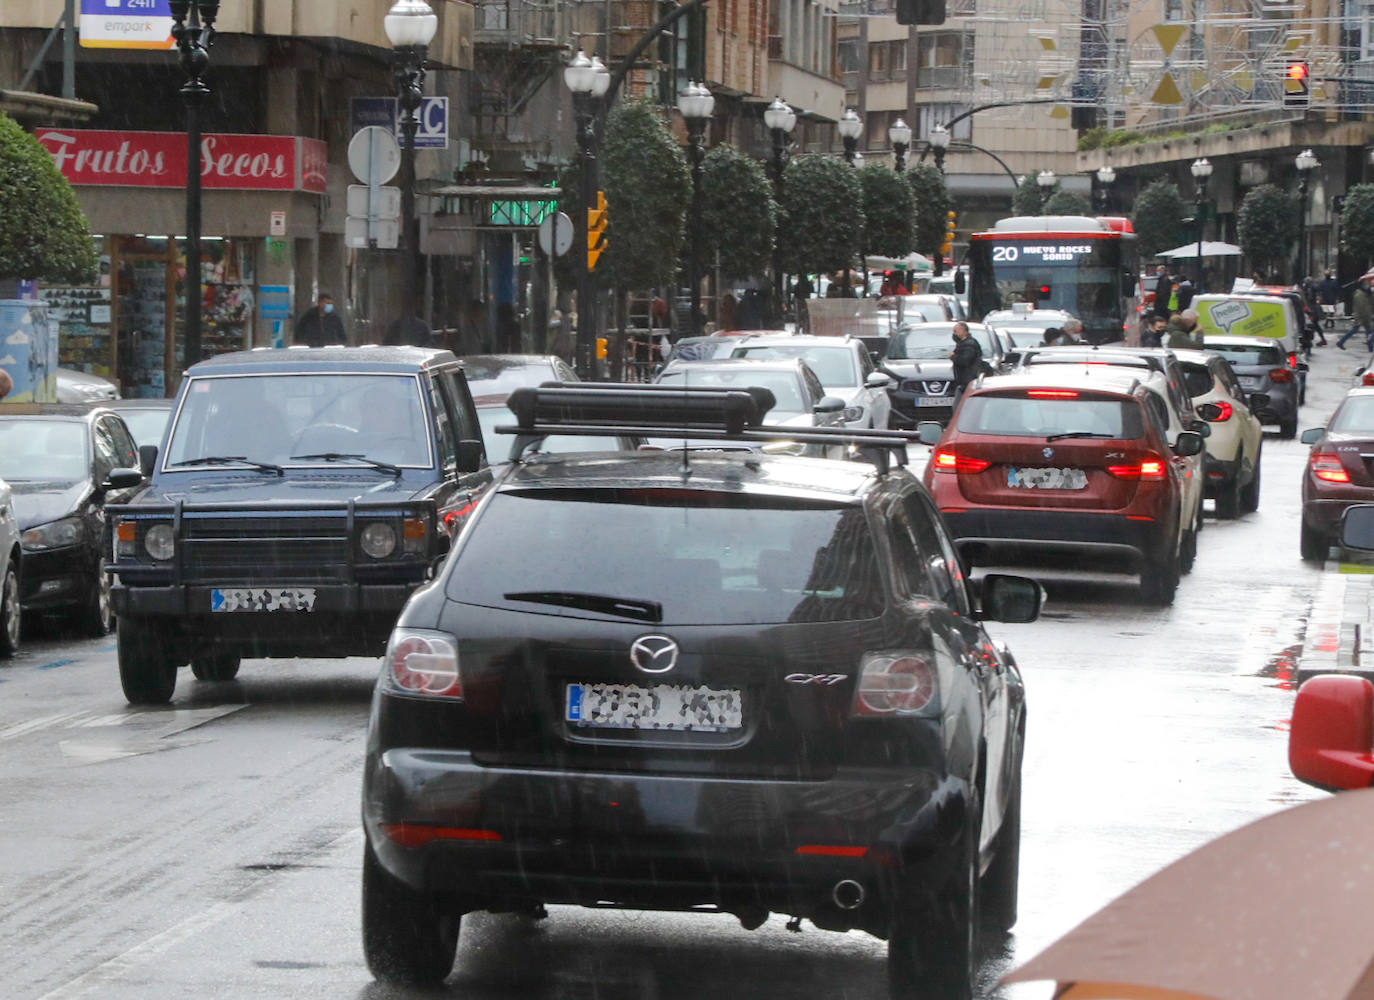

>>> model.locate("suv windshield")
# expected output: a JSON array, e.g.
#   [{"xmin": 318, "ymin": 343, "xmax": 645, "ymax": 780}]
[
  {"xmin": 888, "ymin": 326, "xmax": 995, "ymax": 360},
  {"xmin": 730, "ymin": 345, "xmax": 858, "ymax": 387},
  {"xmin": 0, "ymin": 419, "xmax": 87, "ymax": 482},
  {"xmin": 449, "ymin": 490, "xmax": 885, "ymax": 625},
  {"xmin": 656, "ymin": 368, "xmax": 807, "ymax": 415},
  {"xmin": 958, "ymin": 393, "xmax": 1143, "ymax": 439},
  {"xmin": 164, "ymin": 373, "xmax": 432, "ymax": 469}
]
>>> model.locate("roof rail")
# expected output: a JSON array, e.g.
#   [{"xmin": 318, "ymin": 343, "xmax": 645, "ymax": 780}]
[{"xmin": 497, "ymin": 383, "xmax": 926, "ymax": 474}]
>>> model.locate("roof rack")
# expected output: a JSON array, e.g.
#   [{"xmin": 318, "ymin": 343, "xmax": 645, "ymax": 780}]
[{"xmin": 497, "ymin": 383, "xmax": 927, "ymax": 474}]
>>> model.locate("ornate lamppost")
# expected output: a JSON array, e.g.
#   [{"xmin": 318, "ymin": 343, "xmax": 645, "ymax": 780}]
[
  {"xmin": 838, "ymin": 108, "xmax": 863, "ymax": 165},
  {"xmin": 889, "ymin": 117, "xmax": 912, "ymax": 173},
  {"xmin": 565, "ymin": 50, "xmax": 611, "ymax": 376},
  {"xmin": 1095, "ymin": 164, "xmax": 1116, "ymax": 214},
  {"xmin": 928, "ymin": 123, "xmax": 950, "ymax": 174},
  {"xmin": 385, "ymin": 0, "xmax": 439, "ymax": 339},
  {"xmin": 1295, "ymin": 148, "xmax": 1319, "ymax": 284},
  {"xmin": 169, "ymin": 1, "xmax": 220, "ymax": 376},
  {"xmin": 1190, "ymin": 157, "xmax": 1212, "ymax": 289},
  {"xmin": 678, "ymin": 81, "xmax": 714, "ymax": 336},
  {"xmin": 764, "ymin": 97, "xmax": 797, "ymax": 322}
]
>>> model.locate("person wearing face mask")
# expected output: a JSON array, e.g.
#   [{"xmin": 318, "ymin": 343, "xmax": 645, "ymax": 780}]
[
  {"xmin": 295, "ymin": 292, "xmax": 347, "ymax": 347},
  {"xmin": 948, "ymin": 321, "xmax": 983, "ymax": 397}
]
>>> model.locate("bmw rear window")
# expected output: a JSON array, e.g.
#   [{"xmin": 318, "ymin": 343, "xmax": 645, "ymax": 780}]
[
  {"xmin": 448, "ymin": 489, "xmax": 886, "ymax": 624},
  {"xmin": 957, "ymin": 393, "xmax": 1144, "ymax": 439}
]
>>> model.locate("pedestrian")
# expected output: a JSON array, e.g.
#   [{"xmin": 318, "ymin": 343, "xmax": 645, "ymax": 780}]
[
  {"xmin": 879, "ymin": 271, "xmax": 909, "ymax": 297},
  {"xmin": 385, "ymin": 313, "xmax": 433, "ymax": 347},
  {"xmin": 1166, "ymin": 309, "xmax": 1203, "ymax": 350},
  {"xmin": 1041, "ymin": 327, "xmax": 1063, "ymax": 347},
  {"xmin": 949, "ymin": 321, "xmax": 984, "ymax": 396},
  {"xmin": 1152, "ymin": 265, "xmax": 1172, "ymax": 319},
  {"xmin": 1061, "ymin": 318, "xmax": 1085, "ymax": 344},
  {"xmin": 1141, "ymin": 315, "xmax": 1168, "ymax": 348},
  {"xmin": 1175, "ymin": 277, "xmax": 1195, "ymax": 312},
  {"xmin": 1320, "ymin": 269, "xmax": 1341, "ymax": 306},
  {"xmin": 1338, "ymin": 279, "xmax": 1374, "ymax": 350},
  {"xmin": 294, "ymin": 292, "xmax": 347, "ymax": 347}
]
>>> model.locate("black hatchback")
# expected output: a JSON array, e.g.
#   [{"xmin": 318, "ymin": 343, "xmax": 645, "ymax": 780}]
[{"xmin": 361, "ymin": 384, "xmax": 1041, "ymax": 999}]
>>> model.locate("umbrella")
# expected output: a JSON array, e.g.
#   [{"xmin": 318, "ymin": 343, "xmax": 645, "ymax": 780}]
[
  {"xmin": 1002, "ymin": 787, "xmax": 1374, "ymax": 1000},
  {"xmin": 1156, "ymin": 242, "xmax": 1243, "ymax": 259}
]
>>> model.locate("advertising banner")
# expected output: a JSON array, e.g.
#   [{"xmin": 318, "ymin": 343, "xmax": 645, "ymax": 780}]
[
  {"xmin": 0, "ymin": 303, "xmax": 58, "ymax": 403},
  {"xmin": 80, "ymin": 0, "xmax": 176, "ymax": 50},
  {"xmin": 1196, "ymin": 297, "xmax": 1291, "ymax": 340}
]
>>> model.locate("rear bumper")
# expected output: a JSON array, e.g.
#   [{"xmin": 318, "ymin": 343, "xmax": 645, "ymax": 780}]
[
  {"xmin": 941, "ymin": 508, "xmax": 1165, "ymax": 567},
  {"xmin": 1303, "ymin": 497, "xmax": 1374, "ymax": 539},
  {"xmin": 363, "ymin": 748, "xmax": 970, "ymax": 935}
]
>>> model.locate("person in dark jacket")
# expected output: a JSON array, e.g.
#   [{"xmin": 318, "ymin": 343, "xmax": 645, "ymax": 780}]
[
  {"xmin": 1175, "ymin": 277, "xmax": 1195, "ymax": 311},
  {"xmin": 295, "ymin": 293, "xmax": 347, "ymax": 347},
  {"xmin": 1320, "ymin": 270, "xmax": 1341, "ymax": 306},
  {"xmin": 1152, "ymin": 265, "xmax": 1172, "ymax": 319},
  {"xmin": 949, "ymin": 321, "xmax": 984, "ymax": 394}
]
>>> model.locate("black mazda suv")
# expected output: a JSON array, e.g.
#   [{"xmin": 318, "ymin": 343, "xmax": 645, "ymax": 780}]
[{"xmin": 361, "ymin": 383, "xmax": 1041, "ymax": 1000}]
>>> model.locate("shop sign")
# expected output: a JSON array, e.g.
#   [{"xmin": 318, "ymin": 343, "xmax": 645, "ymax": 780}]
[
  {"xmin": 350, "ymin": 97, "xmax": 449, "ymax": 149},
  {"xmin": 32, "ymin": 130, "xmax": 330, "ymax": 194},
  {"xmin": 79, "ymin": 0, "xmax": 175, "ymax": 50}
]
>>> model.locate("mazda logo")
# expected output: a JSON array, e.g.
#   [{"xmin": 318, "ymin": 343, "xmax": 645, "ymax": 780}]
[{"xmin": 629, "ymin": 635, "xmax": 679, "ymax": 674}]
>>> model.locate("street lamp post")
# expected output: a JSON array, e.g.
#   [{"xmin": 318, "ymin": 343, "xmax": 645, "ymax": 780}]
[
  {"xmin": 1295, "ymin": 148, "xmax": 1320, "ymax": 285},
  {"xmin": 678, "ymin": 81, "xmax": 714, "ymax": 336},
  {"xmin": 764, "ymin": 97, "xmax": 797, "ymax": 322},
  {"xmin": 169, "ymin": 0, "xmax": 219, "ymax": 378},
  {"xmin": 565, "ymin": 51, "xmax": 611, "ymax": 376},
  {"xmin": 385, "ymin": 0, "xmax": 439, "ymax": 341},
  {"xmin": 928, "ymin": 123, "xmax": 950, "ymax": 174},
  {"xmin": 1095, "ymin": 164, "xmax": 1116, "ymax": 214},
  {"xmin": 1190, "ymin": 157, "xmax": 1212, "ymax": 290},
  {"xmin": 838, "ymin": 108, "xmax": 863, "ymax": 165},
  {"xmin": 889, "ymin": 117, "xmax": 912, "ymax": 174}
]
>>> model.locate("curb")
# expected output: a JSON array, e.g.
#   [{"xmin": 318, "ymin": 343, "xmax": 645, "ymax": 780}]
[{"xmin": 1296, "ymin": 568, "xmax": 1374, "ymax": 684}]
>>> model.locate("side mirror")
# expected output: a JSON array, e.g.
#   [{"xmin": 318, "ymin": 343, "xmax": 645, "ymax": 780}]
[
  {"xmin": 1195, "ymin": 402, "xmax": 1223, "ymax": 422},
  {"xmin": 1341, "ymin": 505, "xmax": 1374, "ymax": 551},
  {"xmin": 104, "ymin": 468, "xmax": 144, "ymax": 491},
  {"xmin": 953, "ymin": 272, "xmax": 966, "ymax": 294},
  {"xmin": 865, "ymin": 371, "xmax": 891, "ymax": 389},
  {"xmin": 1300, "ymin": 427, "xmax": 1324, "ymax": 445},
  {"xmin": 814, "ymin": 396, "xmax": 846, "ymax": 414},
  {"xmin": 1248, "ymin": 392, "xmax": 1269, "ymax": 411},
  {"xmin": 978, "ymin": 573, "xmax": 1044, "ymax": 623},
  {"xmin": 1172, "ymin": 430, "xmax": 1204, "ymax": 456},
  {"xmin": 1189, "ymin": 420, "xmax": 1212, "ymax": 439},
  {"xmin": 456, "ymin": 438, "xmax": 485, "ymax": 474},
  {"xmin": 138, "ymin": 444, "xmax": 158, "ymax": 478},
  {"xmin": 1298, "ymin": 362, "xmax": 1310, "ymax": 373},
  {"xmin": 1122, "ymin": 272, "xmax": 1136, "ymax": 296},
  {"xmin": 916, "ymin": 420, "xmax": 944, "ymax": 445},
  {"xmin": 1289, "ymin": 674, "xmax": 1374, "ymax": 791}
]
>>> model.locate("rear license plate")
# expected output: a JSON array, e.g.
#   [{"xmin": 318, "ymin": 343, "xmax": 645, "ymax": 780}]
[
  {"xmin": 1008, "ymin": 467, "xmax": 1088, "ymax": 490},
  {"xmin": 917, "ymin": 396, "xmax": 952, "ymax": 407},
  {"xmin": 210, "ymin": 588, "xmax": 317, "ymax": 612},
  {"xmin": 1238, "ymin": 376, "xmax": 1261, "ymax": 388},
  {"xmin": 566, "ymin": 682, "xmax": 743, "ymax": 732}
]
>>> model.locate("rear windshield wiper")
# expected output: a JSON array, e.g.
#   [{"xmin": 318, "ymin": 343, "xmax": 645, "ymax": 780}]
[
  {"xmin": 503, "ymin": 591, "xmax": 663, "ymax": 623},
  {"xmin": 170, "ymin": 455, "xmax": 283, "ymax": 475},
  {"xmin": 291, "ymin": 452, "xmax": 402, "ymax": 477},
  {"xmin": 1043, "ymin": 431, "xmax": 1119, "ymax": 442}
]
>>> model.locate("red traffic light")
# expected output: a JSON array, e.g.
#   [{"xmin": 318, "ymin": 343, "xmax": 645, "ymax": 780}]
[{"xmin": 1287, "ymin": 62, "xmax": 1309, "ymax": 80}]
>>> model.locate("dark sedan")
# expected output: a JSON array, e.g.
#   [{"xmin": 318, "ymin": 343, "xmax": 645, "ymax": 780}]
[
  {"xmin": 883, "ymin": 322, "xmax": 1001, "ymax": 427},
  {"xmin": 0, "ymin": 405, "xmax": 142, "ymax": 634},
  {"xmin": 1299, "ymin": 387, "xmax": 1374, "ymax": 561}
]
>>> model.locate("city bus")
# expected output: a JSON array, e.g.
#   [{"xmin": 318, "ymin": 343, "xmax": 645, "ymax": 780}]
[{"xmin": 964, "ymin": 216, "xmax": 1140, "ymax": 344}]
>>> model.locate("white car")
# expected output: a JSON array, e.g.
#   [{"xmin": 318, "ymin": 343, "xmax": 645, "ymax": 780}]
[
  {"xmin": 1171, "ymin": 348, "xmax": 1264, "ymax": 518},
  {"xmin": 0, "ymin": 477, "xmax": 20, "ymax": 657},
  {"xmin": 725, "ymin": 334, "xmax": 892, "ymax": 429},
  {"xmin": 56, "ymin": 368, "xmax": 120, "ymax": 404}
]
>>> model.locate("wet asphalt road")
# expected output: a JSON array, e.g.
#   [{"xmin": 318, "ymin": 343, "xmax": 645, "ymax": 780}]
[{"xmin": 0, "ymin": 342, "xmax": 1359, "ymax": 1000}]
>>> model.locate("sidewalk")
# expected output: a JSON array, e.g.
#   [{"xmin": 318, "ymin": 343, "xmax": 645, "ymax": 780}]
[{"xmin": 1296, "ymin": 564, "xmax": 1374, "ymax": 683}]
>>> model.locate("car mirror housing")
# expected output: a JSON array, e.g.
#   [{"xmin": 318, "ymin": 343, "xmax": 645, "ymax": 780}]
[
  {"xmin": 814, "ymin": 396, "xmax": 846, "ymax": 414},
  {"xmin": 456, "ymin": 439, "xmax": 485, "ymax": 474},
  {"xmin": 1341, "ymin": 505, "xmax": 1374, "ymax": 551},
  {"xmin": 105, "ymin": 468, "xmax": 144, "ymax": 491},
  {"xmin": 1172, "ymin": 430, "xmax": 1204, "ymax": 456},
  {"xmin": 138, "ymin": 444, "xmax": 158, "ymax": 478},
  {"xmin": 865, "ymin": 372, "xmax": 891, "ymax": 389},
  {"xmin": 978, "ymin": 573, "xmax": 1043, "ymax": 624},
  {"xmin": 953, "ymin": 272, "xmax": 966, "ymax": 294},
  {"xmin": 1300, "ymin": 427, "xmax": 1324, "ymax": 445},
  {"xmin": 1289, "ymin": 674, "xmax": 1374, "ymax": 791},
  {"xmin": 916, "ymin": 421, "xmax": 943, "ymax": 445}
]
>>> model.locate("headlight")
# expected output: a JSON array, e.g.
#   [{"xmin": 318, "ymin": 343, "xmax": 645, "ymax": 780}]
[
  {"xmin": 360, "ymin": 522, "xmax": 397, "ymax": 559},
  {"xmin": 843, "ymin": 405, "xmax": 864, "ymax": 422},
  {"xmin": 21, "ymin": 517, "xmax": 84, "ymax": 551},
  {"xmin": 144, "ymin": 524, "xmax": 175, "ymax": 561}
]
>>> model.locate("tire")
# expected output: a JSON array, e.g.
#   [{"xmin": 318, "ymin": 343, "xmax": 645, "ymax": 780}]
[
  {"xmin": 362, "ymin": 841, "xmax": 460, "ymax": 987},
  {"xmin": 888, "ymin": 813, "xmax": 979, "ymax": 1000},
  {"xmin": 1214, "ymin": 474, "xmax": 1242, "ymax": 520},
  {"xmin": 1279, "ymin": 414, "xmax": 1297, "ymax": 440},
  {"xmin": 1300, "ymin": 520, "xmax": 1328, "ymax": 563},
  {"xmin": 1141, "ymin": 548, "xmax": 1180, "ymax": 606},
  {"xmin": 117, "ymin": 617, "xmax": 178, "ymax": 705},
  {"xmin": 1179, "ymin": 521, "xmax": 1198, "ymax": 574},
  {"xmin": 980, "ymin": 754, "xmax": 1022, "ymax": 934},
  {"xmin": 76, "ymin": 556, "xmax": 115, "ymax": 638},
  {"xmin": 191, "ymin": 652, "xmax": 241, "ymax": 682},
  {"xmin": 1240, "ymin": 447, "xmax": 1262, "ymax": 513},
  {"xmin": 0, "ymin": 559, "xmax": 20, "ymax": 658}
]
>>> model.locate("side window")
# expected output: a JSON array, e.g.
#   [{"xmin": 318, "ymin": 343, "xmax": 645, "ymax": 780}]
[
  {"xmin": 1143, "ymin": 392, "xmax": 1171, "ymax": 438},
  {"xmin": 426, "ymin": 376, "xmax": 457, "ymax": 472},
  {"xmin": 900, "ymin": 493, "xmax": 972, "ymax": 615},
  {"xmin": 107, "ymin": 417, "xmax": 138, "ymax": 467},
  {"xmin": 803, "ymin": 369, "xmax": 824, "ymax": 402},
  {"xmin": 1215, "ymin": 360, "xmax": 1242, "ymax": 399},
  {"xmin": 441, "ymin": 371, "xmax": 482, "ymax": 444},
  {"xmin": 92, "ymin": 419, "xmax": 119, "ymax": 478},
  {"xmin": 857, "ymin": 343, "xmax": 874, "ymax": 377},
  {"xmin": 887, "ymin": 503, "xmax": 936, "ymax": 599}
]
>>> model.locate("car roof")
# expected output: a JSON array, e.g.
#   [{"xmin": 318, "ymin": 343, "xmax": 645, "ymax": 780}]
[
  {"xmin": 1203, "ymin": 334, "xmax": 1288, "ymax": 347},
  {"xmin": 458, "ymin": 354, "xmax": 559, "ymax": 367},
  {"xmin": 0, "ymin": 403, "xmax": 98, "ymax": 420},
  {"xmin": 187, "ymin": 345, "xmax": 458, "ymax": 375},
  {"xmin": 894, "ymin": 321, "xmax": 991, "ymax": 331},
  {"xmin": 1168, "ymin": 349, "xmax": 1216, "ymax": 364},
  {"xmin": 975, "ymin": 368, "xmax": 1143, "ymax": 396},
  {"xmin": 730, "ymin": 334, "xmax": 859, "ymax": 348},
  {"xmin": 101, "ymin": 397, "xmax": 174, "ymax": 409},
  {"xmin": 661, "ymin": 358, "xmax": 809, "ymax": 372},
  {"xmin": 984, "ymin": 309, "xmax": 1074, "ymax": 320}
]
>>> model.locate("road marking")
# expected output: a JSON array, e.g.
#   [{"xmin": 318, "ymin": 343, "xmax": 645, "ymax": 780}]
[
  {"xmin": 0, "ymin": 711, "xmax": 89, "ymax": 742},
  {"xmin": 37, "ymin": 658, "xmax": 78, "ymax": 671}
]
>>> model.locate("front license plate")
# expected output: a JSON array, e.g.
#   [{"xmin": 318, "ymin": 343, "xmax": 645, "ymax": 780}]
[
  {"xmin": 1007, "ymin": 466, "xmax": 1088, "ymax": 490},
  {"xmin": 566, "ymin": 682, "xmax": 743, "ymax": 732},
  {"xmin": 916, "ymin": 396, "xmax": 952, "ymax": 407},
  {"xmin": 210, "ymin": 588, "xmax": 317, "ymax": 612}
]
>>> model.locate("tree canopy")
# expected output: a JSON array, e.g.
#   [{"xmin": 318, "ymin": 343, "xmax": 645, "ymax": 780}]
[
  {"xmin": 1342, "ymin": 184, "xmax": 1374, "ymax": 267},
  {"xmin": 1011, "ymin": 174, "xmax": 1054, "ymax": 216},
  {"xmin": 777, "ymin": 154, "xmax": 863, "ymax": 275},
  {"xmin": 600, "ymin": 99, "xmax": 691, "ymax": 290},
  {"xmin": 698, "ymin": 143, "xmax": 776, "ymax": 280},
  {"xmin": 1042, "ymin": 189, "xmax": 1091, "ymax": 216},
  {"xmin": 0, "ymin": 112, "xmax": 97, "ymax": 284},
  {"xmin": 905, "ymin": 163, "xmax": 951, "ymax": 263},
  {"xmin": 1236, "ymin": 184, "xmax": 1298, "ymax": 279},
  {"xmin": 859, "ymin": 164, "xmax": 914, "ymax": 257},
  {"xmin": 1131, "ymin": 179, "xmax": 1191, "ymax": 258}
]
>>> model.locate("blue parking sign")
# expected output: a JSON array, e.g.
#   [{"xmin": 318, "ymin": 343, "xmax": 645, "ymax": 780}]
[{"xmin": 350, "ymin": 96, "xmax": 449, "ymax": 150}]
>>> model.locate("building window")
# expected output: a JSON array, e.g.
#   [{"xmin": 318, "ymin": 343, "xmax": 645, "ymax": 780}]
[
  {"xmin": 838, "ymin": 38, "xmax": 861, "ymax": 73},
  {"xmin": 916, "ymin": 31, "xmax": 971, "ymax": 90},
  {"xmin": 917, "ymin": 103, "xmax": 972, "ymax": 142}
]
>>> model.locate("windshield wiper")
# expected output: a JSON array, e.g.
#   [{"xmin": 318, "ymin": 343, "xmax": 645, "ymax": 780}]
[
  {"xmin": 503, "ymin": 591, "xmax": 663, "ymax": 623},
  {"xmin": 170, "ymin": 455, "xmax": 283, "ymax": 475},
  {"xmin": 1044, "ymin": 431, "xmax": 1118, "ymax": 442},
  {"xmin": 291, "ymin": 452, "xmax": 402, "ymax": 477}
]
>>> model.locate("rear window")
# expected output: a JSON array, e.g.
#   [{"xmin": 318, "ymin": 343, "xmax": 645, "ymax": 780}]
[
  {"xmin": 1178, "ymin": 362, "xmax": 1213, "ymax": 398},
  {"xmin": 1207, "ymin": 344, "xmax": 1283, "ymax": 366},
  {"xmin": 1331, "ymin": 396, "xmax": 1374, "ymax": 434},
  {"xmin": 449, "ymin": 490, "xmax": 886, "ymax": 624},
  {"xmin": 730, "ymin": 345, "xmax": 858, "ymax": 388},
  {"xmin": 957, "ymin": 393, "xmax": 1144, "ymax": 439}
]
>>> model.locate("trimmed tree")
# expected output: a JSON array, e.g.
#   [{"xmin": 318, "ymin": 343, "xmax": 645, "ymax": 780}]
[
  {"xmin": 1131, "ymin": 179, "xmax": 1190, "ymax": 259},
  {"xmin": 1237, "ymin": 183, "xmax": 1298, "ymax": 280},
  {"xmin": 777, "ymin": 154, "xmax": 863, "ymax": 275},
  {"xmin": 1042, "ymin": 189, "xmax": 1091, "ymax": 216},
  {"xmin": 0, "ymin": 112, "xmax": 97, "ymax": 284},
  {"xmin": 905, "ymin": 163, "xmax": 951, "ymax": 264},
  {"xmin": 699, "ymin": 143, "xmax": 775, "ymax": 280},
  {"xmin": 859, "ymin": 164, "xmax": 914, "ymax": 257},
  {"xmin": 1012, "ymin": 174, "xmax": 1054, "ymax": 216},
  {"xmin": 1342, "ymin": 184, "xmax": 1374, "ymax": 268}
]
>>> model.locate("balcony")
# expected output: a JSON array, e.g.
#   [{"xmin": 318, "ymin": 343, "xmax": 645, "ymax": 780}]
[{"xmin": 474, "ymin": 0, "xmax": 561, "ymax": 48}]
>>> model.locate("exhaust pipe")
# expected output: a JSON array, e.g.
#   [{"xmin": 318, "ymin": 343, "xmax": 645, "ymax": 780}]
[{"xmin": 831, "ymin": 879, "xmax": 866, "ymax": 910}]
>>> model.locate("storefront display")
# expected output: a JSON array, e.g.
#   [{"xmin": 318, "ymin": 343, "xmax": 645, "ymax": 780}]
[
  {"xmin": 118, "ymin": 250, "xmax": 171, "ymax": 398},
  {"xmin": 47, "ymin": 241, "xmax": 114, "ymax": 378}
]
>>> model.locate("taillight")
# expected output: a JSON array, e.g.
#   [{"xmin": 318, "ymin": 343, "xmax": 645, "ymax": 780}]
[
  {"xmin": 1268, "ymin": 368, "xmax": 1292, "ymax": 383},
  {"xmin": 385, "ymin": 628, "xmax": 462, "ymax": 698},
  {"xmin": 1202, "ymin": 401, "xmax": 1233, "ymax": 422},
  {"xmin": 1362, "ymin": 371, "xmax": 1374, "ymax": 387},
  {"xmin": 932, "ymin": 448, "xmax": 991, "ymax": 474},
  {"xmin": 1026, "ymin": 389, "xmax": 1079, "ymax": 399},
  {"xmin": 1311, "ymin": 453, "xmax": 1351, "ymax": 484},
  {"xmin": 1287, "ymin": 352, "xmax": 1299, "ymax": 369},
  {"xmin": 853, "ymin": 652, "xmax": 940, "ymax": 717},
  {"xmin": 1107, "ymin": 456, "xmax": 1167, "ymax": 481}
]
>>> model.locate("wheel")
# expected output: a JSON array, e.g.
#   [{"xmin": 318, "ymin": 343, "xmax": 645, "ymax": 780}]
[
  {"xmin": 0, "ymin": 559, "xmax": 20, "ymax": 658},
  {"xmin": 1141, "ymin": 548, "xmax": 1180, "ymax": 605},
  {"xmin": 888, "ymin": 813, "xmax": 979, "ymax": 1000},
  {"xmin": 1279, "ymin": 414, "xmax": 1297, "ymax": 440},
  {"xmin": 1214, "ymin": 474, "xmax": 1242, "ymax": 520},
  {"xmin": 1300, "ymin": 520, "xmax": 1328, "ymax": 563},
  {"xmin": 1179, "ymin": 522, "xmax": 1198, "ymax": 574},
  {"xmin": 362, "ymin": 841, "xmax": 460, "ymax": 987},
  {"xmin": 117, "ymin": 617, "xmax": 178, "ymax": 705},
  {"xmin": 76, "ymin": 556, "xmax": 115, "ymax": 637},
  {"xmin": 980, "ymin": 752, "xmax": 1022, "ymax": 934},
  {"xmin": 191, "ymin": 651, "xmax": 241, "ymax": 682},
  {"xmin": 1240, "ymin": 447, "xmax": 1262, "ymax": 513}
]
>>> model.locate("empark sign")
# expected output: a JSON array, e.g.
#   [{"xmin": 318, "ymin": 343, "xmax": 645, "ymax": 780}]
[{"xmin": 80, "ymin": 0, "xmax": 176, "ymax": 51}]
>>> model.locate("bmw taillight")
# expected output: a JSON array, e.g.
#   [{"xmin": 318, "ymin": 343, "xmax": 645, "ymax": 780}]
[
  {"xmin": 1107, "ymin": 456, "xmax": 1167, "ymax": 481},
  {"xmin": 1311, "ymin": 453, "xmax": 1351, "ymax": 484},
  {"xmin": 1362, "ymin": 371, "xmax": 1374, "ymax": 387},
  {"xmin": 385, "ymin": 628, "xmax": 462, "ymax": 698},
  {"xmin": 1269, "ymin": 368, "xmax": 1292, "ymax": 383},
  {"xmin": 932, "ymin": 448, "xmax": 991, "ymax": 474},
  {"xmin": 853, "ymin": 652, "xmax": 941, "ymax": 717},
  {"xmin": 1202, "ymin": 401, "xmax": 1233, "ymax": 422}
]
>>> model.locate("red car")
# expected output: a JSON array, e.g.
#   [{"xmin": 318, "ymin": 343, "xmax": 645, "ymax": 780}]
[
  {"xmin": 920, "ymin": 368, "xmax": 1204, "ymax": 604},
  {"xmin": 1299, "ymin": 387, "xmax": 1374, "ymax": 562}
]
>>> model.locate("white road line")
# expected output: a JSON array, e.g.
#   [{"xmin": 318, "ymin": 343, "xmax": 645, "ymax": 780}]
[{"xmin": 0, "ymin": 711, "xmax": 89, "ymax": 742}]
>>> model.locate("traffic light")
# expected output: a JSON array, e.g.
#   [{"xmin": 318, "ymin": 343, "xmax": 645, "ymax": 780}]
[
  {"xmin": 940, "ymin": 210, "xmax": 957, "ymax": 257},
  {"xmin": 895, "ymin": 0, "xmax": 945, "ymax": 25},
  {"xmin": 587, "ymin": 190, "xmax": 608, "ymax": 271},
  {"xmin": 1283, "ymin": 61, "xmax": 1310, "ymax": 108}
]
